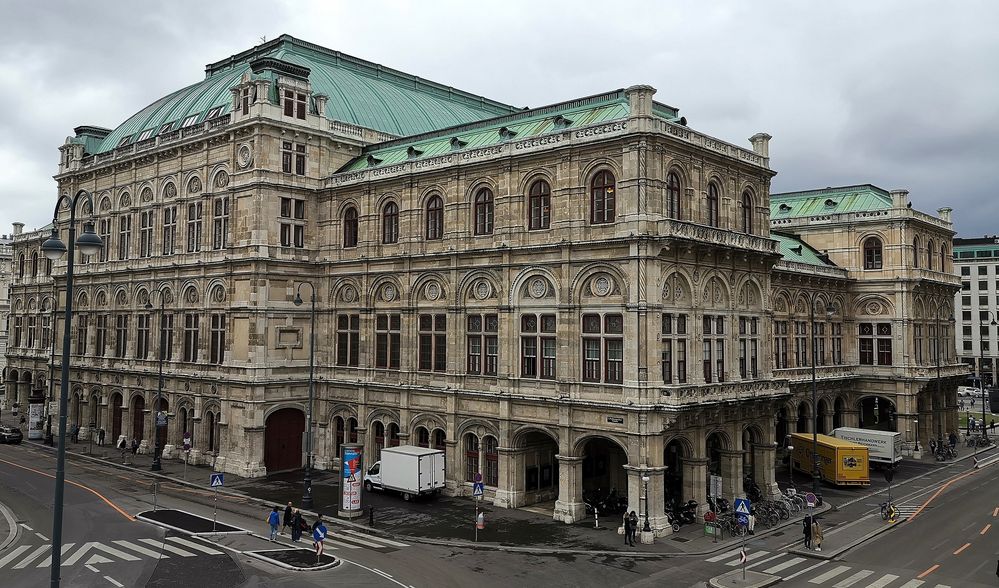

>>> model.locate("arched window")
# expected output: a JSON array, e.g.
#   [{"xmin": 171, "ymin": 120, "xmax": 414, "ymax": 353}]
[
  {"xmin": 666, "ymin": 171, "xmax": 682, "ymax": 219},
  {"xmin": 863, "ymin": 237, "xmax": 883, "ymax": 270},
  {"xmin": 483, "ymin": 435, "xmax": 498, "ymax": 486},
  {"xmin": 926, "ymin": 239, "xmax": 935, "ymax": 271},
  {"xmin": 707, "ymin": 183, "xmax": 720, "ymax": 227},
  {"xmin": 374, "ymin": 421, "xmax": 385, "ymax": 461},
  {"xmin": 939, "ymin": 243, "xmax": 947, "ymax": 271},
  {"xmin": 382, "ymin": 202, "xmax": 399, "ymax": 244},
  {"xmin": 30, "ymin": 251, "xmax": 38, "ymax": 276},
  {"xmin": 528, "ymin": 179, "xmax": 551, "ymax": 230},
  {"xmin": 425, "ymin": 195, "xmax": 444, "ymax": 240},
  {"xmin": 741, "ymin": 190, "xmax": 753, "ymax": 233},
  {"xmin": 590, "ymin": 170, "xmax": 616, "ymax": 224},
  {"xmin": 343, "ymin": 207, "xmax": 358, "ymax": 248},
  {"xmin": 474, "ymin": 188, "xmax": 494, "ymax": 235},
  {"xmin": 464, "ymin": 434, "xmax": 480, "ymax": 482},
  {"xmin": 912, "ymin": 236, "xmax": 920, "ymax": 268},
  {"xmin": 17, "ymin": 254, "xmax": 25, "ymax": 278}
]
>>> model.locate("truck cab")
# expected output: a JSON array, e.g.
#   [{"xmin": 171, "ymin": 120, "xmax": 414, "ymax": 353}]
[{"xmin": 363, "ymin": 462, "xmax": 383, "ymax": 492}]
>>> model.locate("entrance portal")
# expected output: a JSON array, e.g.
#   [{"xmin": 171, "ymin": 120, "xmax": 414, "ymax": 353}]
[{"xmin": 265, "ymin": 408, "xmax": 305, "ymax": 473}]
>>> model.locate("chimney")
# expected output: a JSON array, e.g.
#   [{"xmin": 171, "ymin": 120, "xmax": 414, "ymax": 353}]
[
  {"xmin": 937, "ymin": 207, "xmax": 953, "ymax": 223},
  {"xmin": 749, "ymin": 133, "xmax": 772, "ymax": 158},
  {"xmin": 12, "ymin": 222, "xmax": 23, "ymax": 236},
  {"xmin": 625, "ymin": 85, "xmax": 656, "ymax": 117},
  {"xmin": 890, "ymin": 189, "xmax": 909, "ymax": 208}
]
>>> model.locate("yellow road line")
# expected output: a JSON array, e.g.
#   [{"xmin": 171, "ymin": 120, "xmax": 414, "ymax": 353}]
[
  {"xmin": 953, "ymin": 542, "xmax": 971, "ymax": 555},
  {"xmin": 907, "ymin": 468, "xmax": 980, "ymax": 522},
  {"xmin": 0, "ymin": 457, "xmax": 134, "ymax": 522},
  {"xmin": 917, "ymin": 564, "xmax": 940, "ymax": 578}
]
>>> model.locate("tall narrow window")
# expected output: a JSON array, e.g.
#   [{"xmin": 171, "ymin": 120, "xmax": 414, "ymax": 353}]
[
  {"xmin": 863, "ymin": 237, "xmax": 883, "ymax": 269},
  {"xmin": 418, "ymin": 314, "xmax": 447, "ymax": 372},
  {"xmin": 794, "ymin": 321, "xmax": 808, "ymax": 367},
  {"xmin": 282, "ymin": 141, "xmax": 293, "ymax": 173},
  {"xmin": 343, "ymin": 207, "xmax": 358, "ymax": 248},
  {"xmin": 212, "ymin": 197, "xmax": 229, "ymax": 249},
  {"xmin": 186, "ymin": 202, "xmax": 203, "ymax": 252},
  {"xmin": 521, "ymin": 314, "xmax": 556, "ymax": 379},
  {"xmin": 159, "ymin": 313, "xmax": 174, "ymax": 361},
  {"xmin": 741, "ymin": 190, "xmax": 753, "ymax": 233},
  {"xmin": 114, "ymin": 314, "xmax": 128, "ymax": 358},
  {"xmin": 738, "ymin": 316, "xmax": 759, "ymax": 379},
  {"xmin": 666, "ymin": 171, "xmax": 682, "ymax": 219},
  {"xmin": 467, "ymin": 314, "xmax": 498, "ymax": 376},
  {"xmin": 375, "ymin": 313, "xmax": 401, "ymax": 369},
  {"xmin": 209, "ymin": 313, "xmax": 226, "ymax": 365},
  {"xmin": 26, "ymin": 316, "xmax": 35, "ymax": 347},
  {"xmin": 295, "ymin": 144, "xmax": 306, "ymax": 175},
  {"xmin": 41, "ymin": 314, "xmax": 51, "ymax": 350},
  {"xmin": 831, "ymin": 323, "xmax": 843, "ymax": 365},
  {"xmin": 815, "ymin": 322, "xmax": 826, "ymax": 366},
  {"xmin": 95, "ymin": 314, "xmax": 108, "ymax": 356},
  {"xmin": 774, "ymin": 320, "xmax": 789, "ymax": 369},
  {"xmin": 912, "ymin": 236, "xmax": 921, "ymax": 268},
  {"xmin": 484, "ymin": 436, "xmax": 499, "ymax": 486},
  {"xmin": 118, "ymin": 215, "xmax": 132, "ymax": 259},
  {"xmin": 859, "ymin": 322, "xmax": 893, "ymax": 365},
  {"xmin": 528, "ymin": 179, "xmax": 551, "ymax": 230},
  {"xmin": 75, "ymin": 315, "xmax": 88, "ymax": 355},
  {"xmin": 465, "ymin": 435, "xmax": 480, "ymax": 482},
  {"xmin": 426, "ymin": 195, "xmax": 444, "ymax": 240},
  {"xmin": 914, "ymin": 323, "xmax": 924, "ymax": 364},
  {"xmin": 382, "ymin": 202, "xmax": 399, "ymax": 244},
  {"xmin": 137, "ymin": 314, "xmax": 150, "ymax": 359},
  {"xmin": 98, "ymin": 218, "xmax": 112, "ymax": 262},
  {"xmin": 241, "ymin": 87, "xmax": 252, "ymax": 115},
  {"xmin": 582, "ymin": 313, "xmax": 624, "ymax": 384},
  {"xmin": 12, "ymin": 316, "xmax": 22, "ymax": 347},
  {"xmin": 336, "ymin": 314, "xmax": 360, "ymax": 366},
  {"xmin": 702, "ymin": 315, "xmax": 725, "ymax": 382},
  {"xmin": 162, "ymin": 206, "xmax": 177, "ymax": 255},
  {"xmin": 707, "ymin": 183, "xmax": 720, "ymax": 227},
  {"xmin": 662, "ymin": 313, "xmax": 688, "ymax": 384},
  {"xmin": 30, "ymin": 251, "xmax": 38, "ymax": 276},
  {"xmin": 926, "ymin": 239, "xmax": 935, "ymax": 271},
  {"xmin": 279, "ymin": 197, "xmax": 305, "ymax": 248},
  {"xmin": 590, "ymin": 170, "xmax": 616, "ymax": 224},
  {"xmin": 939, "ymin": 244, "xmax": 947, "ymax": 272},
  {"xmin": 283, "ymin": 90, "xmax": 295, "ymax": 116},
  {"xmin": 474, "ymin": 188, "xmax": 494, "ymax": 235},
  {"xmin": 139, "ymin": 210, "xmax": 154, "ymax": 258},
  {"xmin": 183, "ymin": 313, "xmax": 199, "ymax": 363}
]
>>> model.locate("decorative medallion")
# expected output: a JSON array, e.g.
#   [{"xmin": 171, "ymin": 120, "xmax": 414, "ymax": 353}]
[
  {"xmin": 866, "ymin": 301, "xmax": 883, "ymax": 315},
  {"xmin": 592, "ymin": 276, "xmax": 612, "ymax": 297},
  {"xmin": 529, "ymin": 277, "xmax": 548, "ymax": 299},
  {"xmin": 237, "ymin": 144, "xmax": 253, "ymax": 169},
  {"xmin": 341, "ymin": 285, "xmax": 357, "ymax": 303},
  {"xmin": 214, "ymin": 170, "xmax": 229, "ymax": 189},
  {"xmin": 381, "ymin": 284, "xmax": 397, "ymax": 302},
  {"xmin": 185, "ymin": 287, "xmax": 199, "ymax": 304},
  {"xmin": 162, "ymin": 290, "xmax": 174, "ymax": 305},
  {"xmin": 119, "ymin": 193, "xmax": 131, "ymax": 208},
  {"xmin": 140, "ymin": 187, "xmax": 153, "ymax": 202},
  {"xmin": 425, "ymin": 282, "xmax": 441, "ymax": 301},
  {"xmin": 474, "ymin": 280, "xmax": 492, "ymax": 301},
  {"xmin": 211, "ymin": 285, "xmax": 226, "ymax": 304},
  {"xmin": 188, "ymin": 176, "xmax": 202, "ymax": 194},
  {"xmin": 164, "ymin": 182, "xmax": 177, "ymax": 199}
]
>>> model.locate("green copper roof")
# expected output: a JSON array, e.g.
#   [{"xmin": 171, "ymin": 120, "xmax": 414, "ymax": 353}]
[
  {"xmin": 341, "ymin": 90, "xmax": 633, "ymax": 172},
  {"xmin": 772, "ymin": 232, "xmax": 836, "ymax": 267},
  {"xmin": 94, "ymin": 35, "xmax": 519, "ymax": 155},
  {"xmin": 770, "ymin": 184, "xmax": 892, "ymax": 219}
]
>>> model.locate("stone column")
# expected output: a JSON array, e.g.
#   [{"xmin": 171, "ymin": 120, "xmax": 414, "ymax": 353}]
[
  {"xmin": 842, "ymin": 409, "xmax": 860, "ymax": 428},
  {"xmin": 719, "ymin": 450, "xmax": 744, "ymax": 501},
  {"xmin": 443, "ymin": 439, "xmax": 460, "ymax": 496},
  {"xmin": 752, "ymin": 444, "xmax": 779, "ymax": 498},
  {"xmin": 493, "ymin": 447, "xmax": 518, "ymax": 508},
  {"xmin": 625, "ymin": 465, "xmax": 670, "ymax": 537},
  {"xmin": 553, "ymin": 455, "xmax": 585, "ymax": 524},
  {"xmin": 682, "ymin": 457, "xmax": 708, "ymax": 515}
]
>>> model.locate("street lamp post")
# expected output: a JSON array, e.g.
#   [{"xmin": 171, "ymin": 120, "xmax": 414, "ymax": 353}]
[
  {"xmin": 145, "ymin": 295, "xmax": 166, "ymax": 471},
  {"xmin": 979, "ymin": 312, "xmax": 996, "ymax": 443},
  {"xmin": 294, "ymin": 281, "xmax": 316, "ymax": 510},
  {"xmin": 40, "ymin": 189, "xmax": 103, "ymax": 588},
  {"xmin": 641, "ymin": 475, "xmax": 651, "ymax": 533},
  {"xmin": 810, "ymin": 297, "xmax": 836, "ymax": 506},
  {"xmin": 44, "ymin": 303, "xmax": 57, "ymax": 446}
]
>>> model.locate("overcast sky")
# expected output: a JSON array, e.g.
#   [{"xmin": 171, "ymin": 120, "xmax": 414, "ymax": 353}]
[{"xmin": 1, "ymin": 0, "xmax": 996, "ymax": 237}]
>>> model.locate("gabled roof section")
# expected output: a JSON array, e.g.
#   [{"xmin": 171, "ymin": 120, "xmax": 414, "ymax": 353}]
[
  {"xmin": 339, "ymin": 90, "xmax": 632, "ymax": 172},
  {"xmin": 770, "ymin": 184, "xmax": 892, "ymax": 219},
  {"xmin": 94, "ymin": 35, "xmax": 520, "ymax": 155},
  {"xmin": 772, "ymin": 231, "xmax": 837, "ymax": 267}
]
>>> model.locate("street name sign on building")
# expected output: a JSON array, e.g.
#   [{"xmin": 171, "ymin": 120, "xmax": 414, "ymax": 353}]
[{"xmin": 210, "ymin": 473, "xmax": 224, "ymax": 487}]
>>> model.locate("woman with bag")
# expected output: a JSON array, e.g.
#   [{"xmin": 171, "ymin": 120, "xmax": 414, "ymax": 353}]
[{"xmin": 811, "ymin": 519, "xmax": 823, "ymax": 552}]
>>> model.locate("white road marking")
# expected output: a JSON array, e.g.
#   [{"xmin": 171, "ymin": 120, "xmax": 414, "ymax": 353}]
[
  {"xmin": 36, "ymin": 543, "xmax": 76, "ymax": 567},
  {"xmin": 743, "ymin": 552, "xmax": 785, "ymax": 570},
  {"xmin": 164, "ymin": 536, "xmax": 224, "ymax": 555},
  {"xmin": 784, "ymin": 560, "xmax": 828, "ymax": 581},
  {"xmin": 762, "ymin": 557, "xmax": 806, "ymax": 574},
  {"xmin": 897, "ymin": 580, "xmax": 924, "ymax": 588},
  {"xmin": 341, "ymin": 529, "xmax": 409, "ymax": 547},
  {"xmin": 0, "ymin": 545, "xmax": 31, "ymax": 569},
  {"xmin": 726, "ymin": 550, "xmax": 770, "ymax": 566},
  {"xmin": 138, "ymin": 538, "xmax": 196, "ymax": 557},
  {"xmin": 373, "ymin": 568, "xmax": 393, "ymax": 578},
  {"xmin": 19, "ymin": 523, "xmax": 32, "ymax": 531},
  {"xmin": 706, "ymin": 548, "xmax": 744, "ymax": 562},
  {"xmin": 34, "ymin": 532, "xmax": 48, "ymax": 541},
  {"xmin": 104, "ymin": 576, "xmax": 124, "ymax": 587},
  {"xmin": 85, "ymin": 564, "xmax": 99, "ymax": 573},
  {"xmin": 866, "ymin": 574, "xmax": 899, "ymax": 588},
  {"xmin": 63, "ymin": 542, "xmax": 140, "ymax": 566},
  {"xmin": 325, "ymin": 539, "xmax": 360, "ymax": 549},
  {"xmin": 13, "ymin": 545, "xmax": 49, "ymax": 569},
  {"xmin": 333, "ymin": 533, "xmax": 391, "ymax": 549},
  {"xmin": 113, "ymin": 540, "xmax": 168, "ymax": 559},
  {"xmin": 85, "ymin": 555, "xmax": 113, "ymax": 566},
  {"xmin": 340, "ymin": 558, "xmax": 411, "ymax": 588},
  {"xmin": 810, "ymin": 565, "xmax": 852, "ymax": 584},
  {"xmin": 833, "ymin": 570, "xmax": 874, "ymax": 587}
]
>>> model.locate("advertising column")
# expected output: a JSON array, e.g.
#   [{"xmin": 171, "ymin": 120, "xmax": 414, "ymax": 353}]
[
  {"xmin": 338, "ymin": 443, "xmax": 363, "ymax": 519},
  {"xmin": 27, "ymin": 389, "xmax": 45, "ymax": 440}
]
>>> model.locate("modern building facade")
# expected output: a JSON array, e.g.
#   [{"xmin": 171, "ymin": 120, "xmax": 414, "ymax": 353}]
[
  {"xmin": 952, "ymin": 236, "xmax": 999, "ymax": 384},
  {"xmin": 6, "ymin": 35, "xmax": 965, "ymax": 534}
]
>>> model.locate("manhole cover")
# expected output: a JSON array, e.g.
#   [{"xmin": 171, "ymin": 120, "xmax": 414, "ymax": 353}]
[{"xmin": 671, "ymin": 537, "xmax": 690, "ymax": 542}]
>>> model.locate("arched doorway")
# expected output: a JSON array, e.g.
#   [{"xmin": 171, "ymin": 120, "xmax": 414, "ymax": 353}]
[
  {"xmin": 155, "ymin": 397, "xmax": 169, "ymax": 451},
  {"xmin": 110, "ymin": 393, "xmax": 123, "ymax": 441},
  {"xmin": 580, "ymin": 436, "xmax": 629, "ymax": 513},
  {"xmin": 131, "ymin": 396, "xmax": 145, "ymax": 441},
  {"xmin": 89, "ymin": 391, "xmax": 101, "ymax": 433},
  {"xmin": 833, "ymin": 397, "xmax": 845, "ymax": 430},
  {"xmin": 817, "ymin": 399, "xmax": 830, "ymax": 435},
  {"xmin": 372, "ymin": 421, "xmax": 385, "ymax": 462},
  {"xmin": 71, "ymin": 389, "xmax": 83, "ymax": 430},
  {"xmin": 776, "ymin": 406, "xmax": 789, "ymax": 447},
  {"xmin": 796, "ymin": 402, "xmax": 811, "ymax": 433},
  {"xmin": 515, "ymin": 430, "xmax": 559, "ymax": 506},
  {"xmin": 332, "ymin": 416, "xmax": 346, "ymax": 457},
  {"xmin": 706, "ymin": 432, "xmax": 726, "ymax": 477},
  {"xmin": 414, "ymin": 426, "xmax": 430, "ymax": 447},
  {"xmin": 858, "ymin": 396, "xmax": 896, "ymax": 432},
  {"xmin": 265, "ymin": 407, "xmax": 305, "ymax": 473}
]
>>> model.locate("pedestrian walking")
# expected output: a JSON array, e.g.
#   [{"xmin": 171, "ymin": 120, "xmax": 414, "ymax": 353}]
[
  {"xmin": 802, "ymin": 515, "xmax": 813, "ymax": 549},
  {"xmin": 70, "ymin": 424, "xmax": 79, "ymax": 443},
  {"xmin": 991, "ymin": 419, "xmax": 996, "ymax": 433},
  {"xmin": 748, "ymin": 509, "xmax": 756, "ymax": 535},
  {"xmin": 312, "ymin": 513, "xmax": 324, "ymax": 534},
  {"xmin": 283, "ymin": 501, "xmax": 293, "ymax": 535},
  {"xmin": 292, "ymin": 509, "xmax": 304, "ymax": 542},
  {"xmin": 312, "ymin": 517, "xmax": 328, "ymax": 561},
  {"xmin": 130, "ymin": 437, "xmax": 139, "ymax": 456},
  {"xmin": 623, "ymin": 511, "xmax": 635, "ymax": 546},
  {"xmin": 118, "ymin": 437, "xmax": 128, "ymax": 464},
  {"xmin": 98, "ymin": 428, "xmax": 106, "ymax": 446},
  {"xmin": 267, "ymin": 506, "xmax": 280, "ymax": 541},
  {"xmin": 811, "ymin": 519, "xmax": 823, "ymax": 552},
  {"xmin": 949, "ymin": 431, "xmax": 958, "ymax": 449}
]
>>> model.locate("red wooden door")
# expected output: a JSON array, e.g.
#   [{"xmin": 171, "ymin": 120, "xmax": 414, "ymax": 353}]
[
  {"xmin": 265, "ymin": 408, "xmax": 305, "ymax": 473},
  {"xmin": 111, "ymin": 394, "xmax": 123, "ymax": 440}
]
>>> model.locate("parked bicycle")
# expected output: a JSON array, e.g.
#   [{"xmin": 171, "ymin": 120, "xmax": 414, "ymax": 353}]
[{"xmin": 880, "ymin": 500, "xmax": 898, "ymax": 522}]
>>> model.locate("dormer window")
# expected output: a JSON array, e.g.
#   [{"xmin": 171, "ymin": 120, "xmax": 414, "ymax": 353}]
[
  {"xmin": 552, "ymin": 115, "xmax": 573, "ymax": 129},
  {"xmin": 499, "ymin": 127, "xmax": 517, "ymax": 139},
  {"xmin": 181, "ymin": 114, "xmax": 200, "ymax": 128},
  {"xmin": 450, "ymin": 137, "xmax": 468, "ymax": 151},
  {"xmin": 367, "ymin": 155, "xmax": 383, "ymax": 167},
  {"xmin": 117, "ymin": 135, "xmax": 132, "ymax": 148},
  {"xmin": 283, "ymin": 90, "xmax": 306, "ymax": 119},
  {"xmin": 824, "ymin": 198, "xmax": 837, "ymax": 207},
  {"xmin": 205, "ymin": 106, "xmax": 224, "ymax": 120},
  {"xmin": 407, "ymin": 146, "xmax": 424, "ymax": 159},
  {"xmin": 159, "ymin": 121, "xmax": 176, "ymax": 134},
  {"xmin": 778, "ymin": 203, "xmax": 792, "ymax": 212},
  {"xmin": 137, "ymin": 128, "xmax": 155, "ymax": 141},
  {"xmin": 789, "ymin": 245, "xmax": 803, "ymax": 255}
]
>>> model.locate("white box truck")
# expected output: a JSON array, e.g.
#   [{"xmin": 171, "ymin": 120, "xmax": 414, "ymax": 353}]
[
  {"xmin": 363, "ymin": 445, "xmax": 445, "ymax": 501},
  {"xmin": 831, "ymin": 427, "xmax": 902, "ymax": 467}
]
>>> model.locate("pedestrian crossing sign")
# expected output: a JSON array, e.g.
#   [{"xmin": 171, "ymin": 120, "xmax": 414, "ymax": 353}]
[
  {"xmin": 210, "ymin": 472, "xmax": 224, "ymax": 487},
  {"xmin": 734, "ymin": 498, "xmax": 750, "ymax": 515},
  {"xmin": 472, "ymin": 482, "xmax": 484, "ymax": 497}
]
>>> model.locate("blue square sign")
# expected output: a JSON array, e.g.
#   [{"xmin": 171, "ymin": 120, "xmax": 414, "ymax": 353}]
[
  {"xmin": 210, "ymin": 472, "xmax": 224, "ymax": 488},
  {"xmin": 734, "ymin": 498, "xmax": 751, "ymax": 515}
]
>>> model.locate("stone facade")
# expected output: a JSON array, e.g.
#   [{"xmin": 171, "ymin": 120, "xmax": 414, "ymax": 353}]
[{"xmin": 5, "ymin": 36, "xmax": 964, "ymax": 535}]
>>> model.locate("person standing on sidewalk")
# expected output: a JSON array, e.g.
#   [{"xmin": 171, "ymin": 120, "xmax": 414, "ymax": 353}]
[
  {"xmin": 802, "ymin": 514, "xmax": 813, "ymax": 549},
  {"xmin": 97, "ymin": 428, "xmax": 106, "ymax": 446},
  {"xmin": 811, "ymin": 518, "xmax": 823, "ymax": 552},
  {"xmin": 267, "ymin": 506, "xmax": 280, "ymax": 541},
  {"xmin": 291, "ymin": 509, "xmax": 304, "ymax": 542},
  {"xmin": 623, "ymin": 511, "xmax": 635, "ymax": 546},
  {"xmin": 118, "ymin": 437, "xmax": 128, "ymax": 464},
  {"xmin": 282, "ymin": 501, "xmax": 293, "ymax": 535},
  {"xmin": 747, "ymin": 509, "xmax": 756, "ymax": 535}
]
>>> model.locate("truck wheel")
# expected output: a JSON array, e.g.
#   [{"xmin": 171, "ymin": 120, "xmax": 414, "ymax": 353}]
[
  {"xmin": 364, "ymin": 481, "xmax": 373, "ymax": 492},
  {"xmin": 402, "ymin": 492, "xmax": 412, "ymax": 501}
]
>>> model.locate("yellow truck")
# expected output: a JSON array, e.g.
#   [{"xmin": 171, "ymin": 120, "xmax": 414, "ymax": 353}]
[{"xmin": 790, "ymin": 432, "xmax": 870, "ymax": 486}]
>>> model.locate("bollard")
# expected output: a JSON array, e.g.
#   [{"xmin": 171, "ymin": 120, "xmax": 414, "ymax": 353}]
[
  {"xmin": 594, "ymin": 508, "xmax": 599, "ymax": 529},
  {"xmin": 369, "ymin": 506, "xmax": 374, "ymax": 527}
]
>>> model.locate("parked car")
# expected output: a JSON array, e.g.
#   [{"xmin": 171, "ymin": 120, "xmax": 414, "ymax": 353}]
[
  {"xmin": 0, "ymin": 426, "xmax": 23, "ymax": 444},
  {"xmin": 957, "ymin": 386, "xmax": 986, "ymax": 397}
]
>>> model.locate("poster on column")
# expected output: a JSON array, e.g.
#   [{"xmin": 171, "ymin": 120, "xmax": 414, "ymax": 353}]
[
  {"xmin": 28, "ymin": 402, "xmax": 44, "ymax": 440},
  {"xmin": 341, "ymin": 445, "xmax": 363, "ymax": 512}
]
